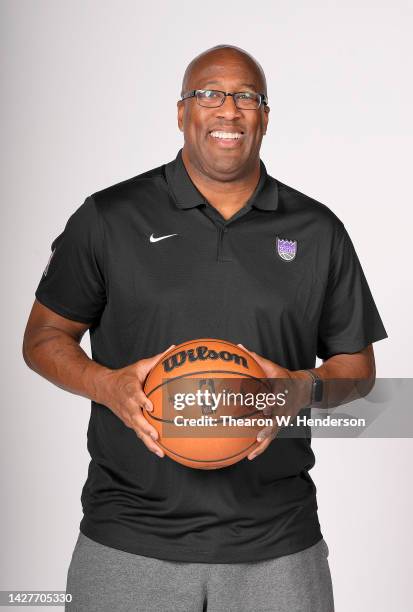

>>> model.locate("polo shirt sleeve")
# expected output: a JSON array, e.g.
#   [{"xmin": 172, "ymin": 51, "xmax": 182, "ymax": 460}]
[
  {"xmin": 316, "ymin": 221, "xmax": 388, "ymax": 360},
  {"xmin": 35, "ymin": 195, "xmax": 106, "ymax": 324}
]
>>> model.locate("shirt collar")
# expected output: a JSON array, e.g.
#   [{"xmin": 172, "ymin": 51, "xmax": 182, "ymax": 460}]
[{"xmin": 164, "ymin": 148, "xmax": 279, "ymax": 212}]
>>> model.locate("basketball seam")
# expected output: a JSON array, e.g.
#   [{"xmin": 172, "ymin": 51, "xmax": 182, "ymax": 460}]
[
  {"xmin": 146, "ymin": 407, "xmax": 265, "ymax": 424},
  {"xmin": 145, "ymin": 369, "xmax": 271, "ymax": 396},
  {"xmin": 155, "ymin": 439, "xmax": 258, "ymax": 463}
]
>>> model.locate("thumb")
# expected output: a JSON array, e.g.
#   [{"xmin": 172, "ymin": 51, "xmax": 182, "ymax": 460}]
[
  {"xmin": 237, "ymin": 343, "xmax": 255, "ymax": 356},
  {"xmin": 158, "ymin": 344, "xmax": 176, "ymax": 358},
  {"xmin": 138, "ymin": 344, "xmax": 176, "ymax": 379}
]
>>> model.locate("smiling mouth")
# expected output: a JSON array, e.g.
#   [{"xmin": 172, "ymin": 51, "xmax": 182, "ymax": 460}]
[{"xmin": 209, "ymin": 130, "xmax": 244, "ymax": 140}]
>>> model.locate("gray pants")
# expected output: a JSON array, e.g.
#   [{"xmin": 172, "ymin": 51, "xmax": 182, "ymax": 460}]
[{"xmin": 65, "ymin": 532, "xmax": 334, "ymax": 612}]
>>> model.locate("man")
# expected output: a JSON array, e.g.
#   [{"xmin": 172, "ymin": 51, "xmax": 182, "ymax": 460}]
[{"xmin": 23, "ymin": 44, "xmax": 387, "ymax": 611}]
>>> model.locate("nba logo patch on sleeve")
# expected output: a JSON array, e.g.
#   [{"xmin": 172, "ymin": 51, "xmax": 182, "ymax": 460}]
[
  {"xmin": 276, "ymin": 236, "xmax": 297, "ymax": 262},
  {"xmin": 43, "ymin": 247, "xmax": 56, "ymax": 277}
]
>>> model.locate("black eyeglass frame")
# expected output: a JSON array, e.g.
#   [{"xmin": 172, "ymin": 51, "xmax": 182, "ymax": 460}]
[{"xmin": 180, "ymin": 89, "xmax": 268, "ymax": 109}]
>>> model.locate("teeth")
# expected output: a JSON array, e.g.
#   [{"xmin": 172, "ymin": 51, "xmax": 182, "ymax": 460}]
[{"xmin": 210, "ymin": 131, "xmax": 242, "ymax": 139}]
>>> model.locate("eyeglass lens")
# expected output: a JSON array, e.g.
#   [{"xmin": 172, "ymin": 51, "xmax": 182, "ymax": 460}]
[{"xmin": 196, "ymin": 90, "xmax": 262, "ymax": 109}]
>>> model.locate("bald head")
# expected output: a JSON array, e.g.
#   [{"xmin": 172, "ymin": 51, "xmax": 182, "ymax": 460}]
[
  {"xmin": 180, "ymin": 45, "xmax": 267, "ymax": 98},
  {"xmin": 177, "ymin": 44, "xmax": 270, "ymax": 181}
]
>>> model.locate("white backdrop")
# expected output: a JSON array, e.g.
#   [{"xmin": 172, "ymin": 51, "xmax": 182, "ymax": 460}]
[{"xmin": 1, "ymin": 1, "xmax": 412, "ymax": 610}]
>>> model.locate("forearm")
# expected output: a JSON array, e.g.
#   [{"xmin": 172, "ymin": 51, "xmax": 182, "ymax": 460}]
[
  {"xmin": 298, "ymin": 346, "xmax": 376, "ymax": 409},
  {"xmin": 23, "ymin": 329, "xmax": 112, "ymax": 403}
]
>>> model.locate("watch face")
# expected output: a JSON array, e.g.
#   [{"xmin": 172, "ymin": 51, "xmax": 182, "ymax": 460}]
[{"xmin": 313, "ymin": 379, "xmax": 323, "ymax": 403}]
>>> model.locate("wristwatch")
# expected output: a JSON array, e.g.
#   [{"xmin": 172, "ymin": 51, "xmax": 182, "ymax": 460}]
[{"xmin": 304, "ymin": 369, "xmax": 324, "ymax": 406}]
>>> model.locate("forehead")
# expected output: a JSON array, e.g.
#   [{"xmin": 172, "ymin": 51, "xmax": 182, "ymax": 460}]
[{"xmin": 189, "ymin": 55, "xmax": 262, "ymax": 90}]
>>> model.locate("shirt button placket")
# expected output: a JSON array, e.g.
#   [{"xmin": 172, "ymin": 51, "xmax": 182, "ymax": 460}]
[{"xmin": 217, "ymin": 225, "xmax": 231, "ymax": 262}]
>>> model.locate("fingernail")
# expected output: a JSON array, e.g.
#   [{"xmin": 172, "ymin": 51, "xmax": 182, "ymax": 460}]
[
  {"xmin": 155, "ymin": 451, "xmax": 163, "ymax": 458},
  {"xmin": 257, "ymin": 437, "xmax": 264, "ymax": 442},
  {"xmin": 249, "ymin": 454, "xmax": 257, "ymax": 460}
]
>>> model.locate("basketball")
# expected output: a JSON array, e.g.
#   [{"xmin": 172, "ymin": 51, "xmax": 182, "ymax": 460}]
[{"xmin": 143, "ymin": 339, "xmax": 270, "ymax": 469}]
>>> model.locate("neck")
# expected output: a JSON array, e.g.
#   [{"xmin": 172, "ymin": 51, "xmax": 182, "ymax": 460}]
[{"xmin": 181, "ymin": 147, "xmax": 261, "ymax": 221}]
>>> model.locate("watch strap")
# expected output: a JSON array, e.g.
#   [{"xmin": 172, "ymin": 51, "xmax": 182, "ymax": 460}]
[{"xmin": 303, "ymin": 369, "xmax": 324, "ymax": 405}]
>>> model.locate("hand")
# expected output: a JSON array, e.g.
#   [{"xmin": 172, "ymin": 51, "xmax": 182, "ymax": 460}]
[
  {"xmin": 237, "ymin": 344, "xmax": 312, "ymax": 461},
  {"xmin": 95, "ymin": 345, "xmax": 175, "ymax": 458}
]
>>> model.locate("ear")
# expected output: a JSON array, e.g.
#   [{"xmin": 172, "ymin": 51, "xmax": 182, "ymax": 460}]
[
  {"xmin": 263, "ymin": 105, "xmax": 270, "ymax": 134},
  {"xmin": 177, "ymin": 100, "xmax": 184, "ymax": 132}
]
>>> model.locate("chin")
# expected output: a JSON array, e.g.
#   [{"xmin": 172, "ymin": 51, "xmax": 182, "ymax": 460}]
[{"xmin": 208, "ymin": 157, "xmax": 247, "ymax": 178}]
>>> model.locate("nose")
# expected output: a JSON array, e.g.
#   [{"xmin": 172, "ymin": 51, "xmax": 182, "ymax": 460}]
[{"xmin": 216, "ymin": 94, "xmax": 242, "ymax": 119}]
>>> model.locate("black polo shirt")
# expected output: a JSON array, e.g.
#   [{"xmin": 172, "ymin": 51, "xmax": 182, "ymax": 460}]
[{"xmin": 34, "ymin": 147, "xmax": 387, "ymax": 563}]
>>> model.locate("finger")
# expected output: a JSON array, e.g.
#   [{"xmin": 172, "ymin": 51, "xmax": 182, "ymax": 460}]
[
  {"xmin": 247, "ymin": 436, "xmax": 272, "ymax": 460},
  {"xmin": 131, "ymin": 408, "xmax": 160, "ymax": 442},
  {"xmin": 155, "ymin": 343, "xmax": 176, "ymax": 359},
  {"xmin": 256, "ymin": 425, "xmax": 275, "ymax": 442},
  {"xmin": 238, "ymin": 344, "xmax": 264, "ymax": 362},
  {"xmin": 238, "ymin": 345, "xmax": 284, "ymax": 382},
  {"xmin": 149, "ymin": 344, "xmax": 176, "ymax": 367},
  {"xmin": 134, "ymin": 388, "xmax": 154, "ymax": 412},
  {"xmin": 238, "ymin": 343, "xmax": 254, "ymax": 355},
  {"xmin": 136, "ymin": 429, "xmax": 165, "ymax": 458},
  {"xmin": 262, "ymin": 404, "xmax": 273, "ymax": 417},
  {"xmin": 237, "ymin": 344, "xmax": 271, "ymax": 369},
  {"xmin": 138, "ymin": 344, "xmax": 176, "ymax": 380}
]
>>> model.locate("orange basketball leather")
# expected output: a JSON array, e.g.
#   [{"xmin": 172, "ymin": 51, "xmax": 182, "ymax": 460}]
[{"xmin": 143, "ymin": 339, "xmax": 268, "ymax": 469}]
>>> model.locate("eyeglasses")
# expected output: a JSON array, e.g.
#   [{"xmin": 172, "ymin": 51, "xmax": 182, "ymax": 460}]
[{"xmin": 180, "ymin": 89, "xmax": 268, "ymax": 110}]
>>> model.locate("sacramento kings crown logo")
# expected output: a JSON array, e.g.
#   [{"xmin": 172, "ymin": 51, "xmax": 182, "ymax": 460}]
[{"xmin": 276, "ymin": 236, "xmax": 297, "ymax": 262}]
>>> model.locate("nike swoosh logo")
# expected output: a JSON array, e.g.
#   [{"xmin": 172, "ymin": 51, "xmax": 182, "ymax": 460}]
[{"xmin": 150, "ymin": 233, "xmax": 178, "ymax": 243}]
